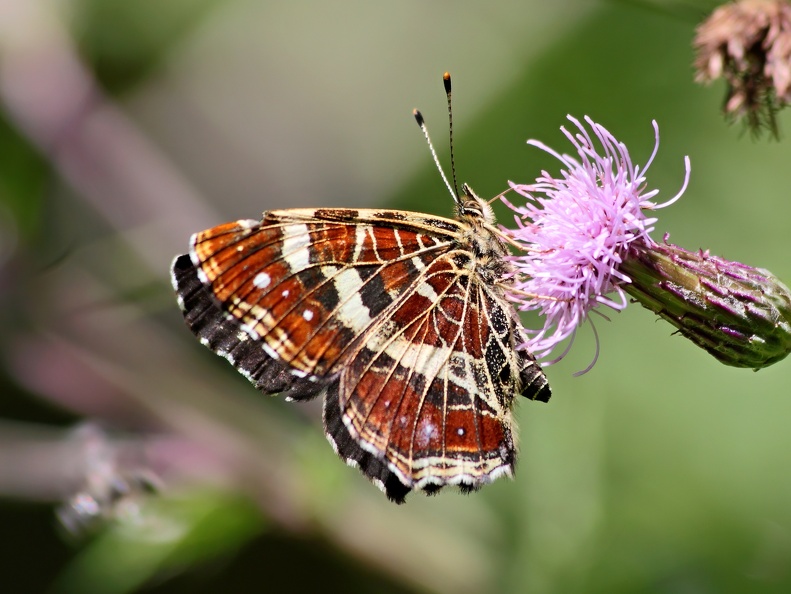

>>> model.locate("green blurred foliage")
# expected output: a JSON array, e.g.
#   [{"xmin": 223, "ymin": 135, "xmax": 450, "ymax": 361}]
[
  {"xmin": 70, "ymin": 0, "xmax": 226, "ymax": 92},
  {"xmin": 0, "ymin": 118, "xmax": 48, "ymax": 238},
  {"xmin": 51, "ymin": 489, "xmax": 264, "ymax": 594}
]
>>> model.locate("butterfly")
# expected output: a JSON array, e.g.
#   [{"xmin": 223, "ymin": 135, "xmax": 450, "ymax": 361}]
[{"xmin": 171, "ymin": 74, "xmax": 551, "ymax": 503}]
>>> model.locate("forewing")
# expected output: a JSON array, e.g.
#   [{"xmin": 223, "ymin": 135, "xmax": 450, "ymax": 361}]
[{"xmin": 171, "ymin": 208, "xmax": 462, "ymax": 400}]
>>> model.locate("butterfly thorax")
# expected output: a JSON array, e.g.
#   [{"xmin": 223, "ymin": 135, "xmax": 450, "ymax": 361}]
[{"xmin": 455, "ymin": 185, "xmax": 513, "ymax": 285}]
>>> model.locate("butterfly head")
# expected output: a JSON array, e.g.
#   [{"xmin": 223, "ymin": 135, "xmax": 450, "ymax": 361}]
[
  {"xmin": 453, "ymin": 182, "xmax": 513, "ymax": 285},
  {"xmin": 457, "ymin": 183, "xmax": 496, "ymax": 225}
]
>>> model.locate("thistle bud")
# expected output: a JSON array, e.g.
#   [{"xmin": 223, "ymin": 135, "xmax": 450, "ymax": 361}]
[{"xmin": 619, "ymin": 241, "xmax": 791, "ymax": 369}]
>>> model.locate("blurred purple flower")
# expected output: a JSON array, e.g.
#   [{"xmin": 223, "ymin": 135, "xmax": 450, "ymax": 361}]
[{"xmin": 501, "ymin": 116, "xmax": 690, "ymax": 365}]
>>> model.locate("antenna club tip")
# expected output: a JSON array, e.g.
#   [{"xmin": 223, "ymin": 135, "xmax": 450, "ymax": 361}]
[
  {"xmin": 443, "ymin": 72, "xmax": 452, "ymax": 93},
  {"xmin": 413, "ymin": 109, "xmax": 424, "ymax": 126}
]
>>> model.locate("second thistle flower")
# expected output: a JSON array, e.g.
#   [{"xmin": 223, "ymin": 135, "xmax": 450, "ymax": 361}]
[{"xmin": 694, "ymin": 0, "xmax": 791, "ymax": 137}]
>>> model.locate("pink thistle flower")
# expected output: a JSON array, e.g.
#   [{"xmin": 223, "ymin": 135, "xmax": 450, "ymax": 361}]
[
  {"xmin": 503, "ymin": 116, "xmax": 689, "ymax": 365},
  {"xmin": 503, "ymin": 116, "xmax": 791, "ymax": 371}
]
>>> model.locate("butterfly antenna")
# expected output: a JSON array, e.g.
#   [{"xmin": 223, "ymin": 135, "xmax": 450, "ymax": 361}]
[
  {"xmin": 413, "ymin": 109, "xmax": 458, "ymax": 204},
  {"xmin": 443, "ymin": 72, "xmax": 462, "ymax": 200},
  {"xmin": 413, "ymin": 108, "xmax": 458, "ymax": 204}
]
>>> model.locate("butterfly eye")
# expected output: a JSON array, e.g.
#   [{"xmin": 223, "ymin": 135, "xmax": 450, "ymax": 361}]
[{"xmin": 460, "ymin": 199, "xmax": 484, "ymax": 219}]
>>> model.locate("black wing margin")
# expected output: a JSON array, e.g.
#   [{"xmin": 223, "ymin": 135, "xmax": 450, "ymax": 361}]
[{"xmin": 171, "ymin": 253, "xmax": 328, "ymax": 400}]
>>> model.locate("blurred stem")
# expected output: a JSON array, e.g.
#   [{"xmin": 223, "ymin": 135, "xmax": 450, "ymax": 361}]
[{"xmin": 0, "ymin": 0, "xmax": 215, "ymax": 272}]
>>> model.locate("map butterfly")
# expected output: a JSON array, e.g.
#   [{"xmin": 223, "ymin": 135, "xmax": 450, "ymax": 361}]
[{"xmin": 171, "ymin": 74, "xmax": 551, "ymax": 503}]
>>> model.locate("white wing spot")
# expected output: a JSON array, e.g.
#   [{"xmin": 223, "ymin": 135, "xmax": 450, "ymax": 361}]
[
  {"xmin": 239, "ymin": 321, "xmax": 261, "ymax": 340},
  {"xmin": 457, "ymin": 427, "xmax": 465, "ymax": 436},
  {"xmin": 416, "ymin": 281, "xmax": 439, "ymax": 302},
  {"xmin": 195, "ymin": 266, "xmax": 210, "ymax": 285},
  {"xmin": 282, "ymin": 289, "xmax": 290, "ymax": 298},
  {"xmin": 281, "ymin": 224, "xmax": 311, "ymax": 271},
  {"xmin": 334, "ymin": 268, "xmax": 373, "ymax": 334},
  {"xmin": 417, "ymin": 421, "xmax": 438, "ymax": 448},
  {"xmin": 236, "ymin": 219, "xmax": 257, "ymax": 230},
  {"xmin": 253, "ymin": 272, "xmax": 271, "ymax": 289},
  {"xmin": 303, "ymin": 309, "xmax": 314, "ymax": 321},
  {"xmin": 353, "ymin": 225, "xmax": 367, "ymax": 262}
]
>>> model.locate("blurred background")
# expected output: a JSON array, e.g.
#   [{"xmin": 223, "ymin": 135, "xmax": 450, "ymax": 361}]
[{"xmin": 2, "ymin": 0, "xmax": 791, "ymax": 592}]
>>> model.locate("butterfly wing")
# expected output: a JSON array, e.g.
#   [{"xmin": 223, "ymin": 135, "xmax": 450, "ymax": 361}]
[
  {"xmin": 172, "ymin": 208, "xmax": 550, "ymax": 502},
  {"xmin": 173, "ymin": 209, "xmax": 462, "ymax": 396}
]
